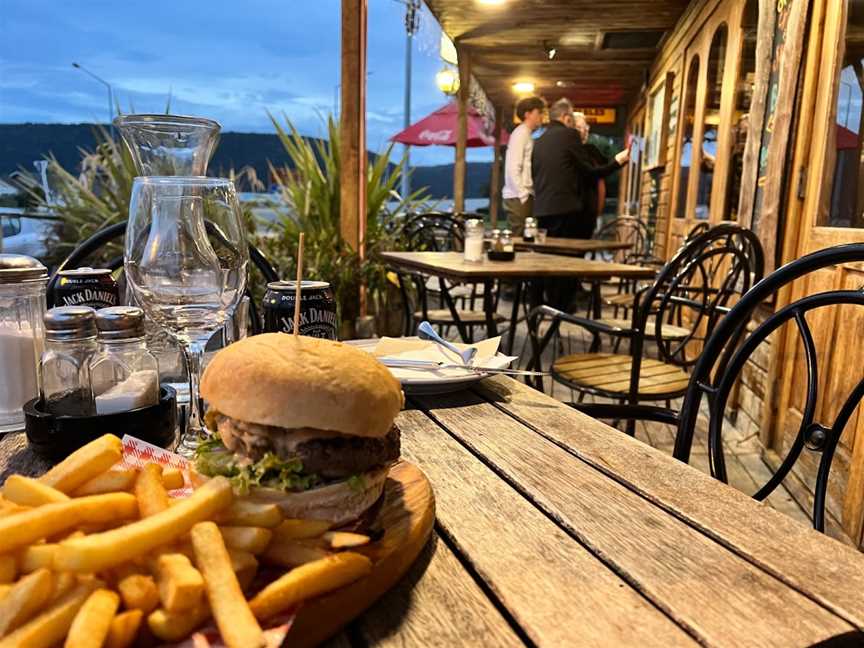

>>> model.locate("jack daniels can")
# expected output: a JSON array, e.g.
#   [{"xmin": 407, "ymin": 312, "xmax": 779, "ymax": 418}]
[
  {"xmin": 263, "ymin": 280, "xmax": 339, "ymax": 340},
  {"xmin": 53, "ymin": 267, "xmax": 120, "ymax": 310}
]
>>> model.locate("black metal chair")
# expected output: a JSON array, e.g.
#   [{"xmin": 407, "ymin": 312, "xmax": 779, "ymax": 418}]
[
  {"xmin": 526, "ymin": 224, "xmax": 764, "ymax": 424},
  {"xmin": 391, "ymin": 213, "xmax": 503, "ymax": 341},
  {"xmin": 48, "ymin": 221, "xmax": 280, "ymax": 334},
  {"xmin": 575, "ymin": 243, "xmax": 864, "ymax": 532}
]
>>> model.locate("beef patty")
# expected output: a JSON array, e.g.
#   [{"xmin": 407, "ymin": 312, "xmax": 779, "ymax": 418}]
[{"xmin": 215, "ymin": 415, "xmax": 400, "ymax": 479}]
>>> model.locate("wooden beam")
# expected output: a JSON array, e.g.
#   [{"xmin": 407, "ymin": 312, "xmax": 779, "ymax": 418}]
[
  {"xmin": 340, "ymin": 0, "xmax": 367, "ymax": 254},
  {"xmin": 490, "ymin": 105, "xmax": 503, "ymax": 226},
  {"xmin": 454, "ymin": 46, "xmax": 471, "ymax": 214}
]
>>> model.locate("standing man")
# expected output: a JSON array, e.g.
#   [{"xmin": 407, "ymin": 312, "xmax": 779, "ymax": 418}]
[
  {"xmin": 532, "ymin": 98, "xmax": 629, "ymax": 239},
  {"xmin": 502, "ymin": 96, "xmax": 545, "ymax": 235},
  {"xmin": 573, "ymin": 111, "xmax": 608, "ymax": 222}
]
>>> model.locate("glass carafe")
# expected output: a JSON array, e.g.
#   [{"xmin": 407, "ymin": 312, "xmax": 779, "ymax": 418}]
[{"xmin": 114, "ymin": 114, "xmax": 220, "ymax": 177}]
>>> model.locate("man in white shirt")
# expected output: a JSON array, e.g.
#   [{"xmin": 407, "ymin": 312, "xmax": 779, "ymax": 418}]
[{"xmin": 502, "ymin": 96, "xmax": 545, "ymax": 235}]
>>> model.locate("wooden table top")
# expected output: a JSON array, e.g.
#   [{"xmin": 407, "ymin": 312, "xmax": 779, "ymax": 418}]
[
  {"xmin": 513, "ymin": 236, "xmax": 633, "ymax": 255},
  {"xmin": 4, "ymin": 377, "xmax": 864, "ymax": 646},
  {"xmin": 380, "ymin": 251, "xmax": 655, "ymax": 281}
]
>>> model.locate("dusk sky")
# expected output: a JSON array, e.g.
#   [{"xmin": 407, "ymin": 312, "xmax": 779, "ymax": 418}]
[{"xmin": 0, "ymin": 0, "xmax": 492, "ymax": 166}]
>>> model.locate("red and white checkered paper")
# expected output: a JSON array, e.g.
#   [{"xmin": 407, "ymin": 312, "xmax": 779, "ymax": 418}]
[{"xmin": 117, "ymin": 435, "xmax": 296, "ymax": 647}]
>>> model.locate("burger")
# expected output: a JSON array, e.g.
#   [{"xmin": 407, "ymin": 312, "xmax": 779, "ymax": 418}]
[{"xmin": 198, "ymin": 333, "xmax": 404, "ymax": 525}]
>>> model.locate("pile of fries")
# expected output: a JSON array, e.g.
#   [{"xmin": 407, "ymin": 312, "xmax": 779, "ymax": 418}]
[{"xmin": 0, "ymin": 434, "xmax": 375, "ymax": 648}]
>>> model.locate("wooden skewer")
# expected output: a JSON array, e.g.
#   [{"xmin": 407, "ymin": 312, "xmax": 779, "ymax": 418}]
[{"xmin": 293, "ymin": 232, "xmax": 305, "ymax": 336}]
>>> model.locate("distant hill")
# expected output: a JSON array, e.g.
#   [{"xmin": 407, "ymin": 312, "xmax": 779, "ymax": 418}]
[{"xmin": 0, "ymin": 123, "xmax": 491, "ymax": 199}]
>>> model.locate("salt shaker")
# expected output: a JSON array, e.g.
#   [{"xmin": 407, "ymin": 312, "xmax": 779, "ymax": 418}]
[
  {"xmin": 0, "ymin": 254, "xmax": 48, "ymax": 432},
  {"xmin": 463, "ymin": 218, "xmax": 485, "ymax": 263},
  {"xmin": 523, "ymin": 217, "xmax": 537, "ymax": 243},
  {"xmin": 41, "ymin": 306, "xmax": 98, "ymax": 416},
  {"xmin": 500, "ymin": 229, "xmax": 515, "ymax": 253},
  {"xmin": 90, "ymin": 306, "xmax": 159, "ymax": 415}
]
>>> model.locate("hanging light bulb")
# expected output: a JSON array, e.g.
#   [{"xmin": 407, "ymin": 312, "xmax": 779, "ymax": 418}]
[
  {"xmin": 512, "ymin": 81, "xmax": 535, "ymax": 94},
  {"xmin": 436, "ymin": 67, "xmax": 460, "ymax": 95}
]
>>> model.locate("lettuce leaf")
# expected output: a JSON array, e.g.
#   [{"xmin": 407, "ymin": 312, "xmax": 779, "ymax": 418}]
[{"xmin": 195, "ymin": 438, "xmax": 320, "ymax": 494}]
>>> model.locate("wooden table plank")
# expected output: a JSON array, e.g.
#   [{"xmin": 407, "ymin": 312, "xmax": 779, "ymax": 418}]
[
  {"xmin": 396, "ymin": 408, "xmax": 697, "ymax": 647},
  {"xmin": 352, "ymin": 532, "xmax": 525, "ymax": 647},
  {"xmin": 513, "ymin": 236, "xmax": 632, "ymax": 256},
  {"xmin": 414, "ymin": 390, "xmax": 854, "ymax": 646},
  {"xmin": 475, "ymin": 377, "xmax": 864, "ymax": 629},
  {"xmin": 380, "ymin": 251, "xmax": 655, "ymax": 281}
]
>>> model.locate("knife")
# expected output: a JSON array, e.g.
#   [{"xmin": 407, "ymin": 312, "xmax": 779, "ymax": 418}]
[{"xmin": 378, "ymin": 357, "xmax": 549, "ymax": 377}]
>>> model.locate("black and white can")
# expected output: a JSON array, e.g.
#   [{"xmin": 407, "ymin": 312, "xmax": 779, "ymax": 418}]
[
  {"xmin": 263, "ymin": 280, "xmax": 338, "ymax": 340},
  {"xmin": 53, "ymin": 268, "xmax": 120, "ymax": 310}
]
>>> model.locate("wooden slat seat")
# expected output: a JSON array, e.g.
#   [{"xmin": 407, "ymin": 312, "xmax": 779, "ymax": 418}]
[
  {"xmin": 553, "ymin": 353, "xmax": 690, "ymax": 396},
  {"xmin": 414, "ymin": 309, "xmax": 505, "ymax": 325},
  {"xmin": 604, "ymin": 293, "xmax": 636, "ymax": 307},
  {"xmin": 597, "ymin": 318, "xmax": 691, "ymax": 340}
]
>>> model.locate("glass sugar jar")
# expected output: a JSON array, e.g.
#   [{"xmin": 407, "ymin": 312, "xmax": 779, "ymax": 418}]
[
  {"xmin": 0, "ymin": 254, "xmax": 48, "ymax": 432},
  {"xmin": 90, "ymin": 306, "xmax": 160, "ymax": 415},
  {"xmin": 463, "ymin": 218, "xmax": 485, "ymax": 263},
  {"xmin": 40, "ymin": 306, "xmax": 98, "ymax": 416}
]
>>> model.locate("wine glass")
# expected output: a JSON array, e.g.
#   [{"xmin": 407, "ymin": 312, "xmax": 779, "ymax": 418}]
[{"xmin": 125, "ymin": 176, "xmax": 248, "ymax": 456}]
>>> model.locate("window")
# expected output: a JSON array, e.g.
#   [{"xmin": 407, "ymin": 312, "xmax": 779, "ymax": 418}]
[
  {"xmin": 675, "ymin": 56, "xmax": 700, "ymax": 219},
  {"xmin": 723, "ymin": 1, "xmax": 757, "ymax": 221},
  {"xmin": 696, "ymin": 25, "xmax": 728, "ymax": 220},
  {"xmin": 1, "ymin": 217, "xmax": 21, "ymax": 238},
  {"xmin": 822, "ymin": 0, "xmax": 864, "ymax": 227},
  {"xmin": 624, "ymin": 112, "xmax": 645, "ymax": 216}
]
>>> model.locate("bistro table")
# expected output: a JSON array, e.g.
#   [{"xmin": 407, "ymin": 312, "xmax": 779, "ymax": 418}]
[
  {"xmin": 381, "ymin": 251, "xmax": 656, "ymax": 353},
  {"xmin": 513, "ymin": 235, "xmax": 632, "ymax": 257},
  {"xmin": 2, "ymin": 377, "xmax": 864, "ymax": 646}
]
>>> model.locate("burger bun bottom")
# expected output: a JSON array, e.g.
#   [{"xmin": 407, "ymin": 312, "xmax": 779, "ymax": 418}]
[{"xmin": 249, "ymin": 465, "xmax": 390, "ymax": 526}]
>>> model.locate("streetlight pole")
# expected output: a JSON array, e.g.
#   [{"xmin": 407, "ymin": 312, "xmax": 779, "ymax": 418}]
[
  {"xmin": 396, "ymin": 0, "xmax": 420, "ymax": 199},
  {"xmin": 72, "ymin": 62, "xmax": 114, "ymax": 139}
]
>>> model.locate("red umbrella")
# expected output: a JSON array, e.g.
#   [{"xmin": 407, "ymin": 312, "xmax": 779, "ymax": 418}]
[{"xmin": 390, "ymin": 101, "xmax": 509, "ymax": 148}]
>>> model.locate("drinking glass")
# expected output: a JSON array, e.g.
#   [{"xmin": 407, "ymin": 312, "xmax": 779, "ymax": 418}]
[{"xmin": 124, "ymin": 177, "xmax": 248, "ymax": 455}]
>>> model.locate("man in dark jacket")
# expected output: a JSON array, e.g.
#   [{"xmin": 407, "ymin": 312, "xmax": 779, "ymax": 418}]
[{"xmin": 532, "ymin": 98, "xmax": 630, "ymax": 239}]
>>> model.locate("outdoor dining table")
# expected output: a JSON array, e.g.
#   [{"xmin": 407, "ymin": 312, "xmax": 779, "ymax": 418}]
[
  {"xmin": 380, "ymin": 250, "xmax": 656, "ymax": 354},
  {"xmin": 1, "ymin": 377, "xmax": 863, "ymax": 646}
]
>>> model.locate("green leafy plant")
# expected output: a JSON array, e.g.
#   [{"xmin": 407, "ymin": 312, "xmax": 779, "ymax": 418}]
[{"xmin": 259, "ymin": 112, "xmax": 431, "ymax": 337}]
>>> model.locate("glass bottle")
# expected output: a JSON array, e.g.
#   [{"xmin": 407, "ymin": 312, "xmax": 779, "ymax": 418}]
[
  {"xmin": 41, "ymin": 306, "xmax": 97, "ymax": 416},
  {"xmin": 523, "ymin": 217, "xmax": 537, "ymax": 243},
  {"xmin": 90, "ymin": 306, "xmax": 160, "ymax": 415},
  {"xmin": 463, "ymin": 218, "xmax": 485, "ymax": 263},
  {"xmin": 0, "ymin": 254, "xmax": 48, "ymax": 432},
  {"xmin": 500, "ymin": 229, "xmax": 515, "ymax": 253}
]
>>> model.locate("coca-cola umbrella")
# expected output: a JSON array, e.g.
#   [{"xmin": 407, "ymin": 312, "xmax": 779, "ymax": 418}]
[{"xmin": 390, "ymin": 101, "xmax": 509, "ymax": 148}]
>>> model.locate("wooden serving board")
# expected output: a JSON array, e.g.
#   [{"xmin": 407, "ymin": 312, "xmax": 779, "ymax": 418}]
[{"xmin": 286, "ymin": 460, "xmax": 435, "ymax": 647}]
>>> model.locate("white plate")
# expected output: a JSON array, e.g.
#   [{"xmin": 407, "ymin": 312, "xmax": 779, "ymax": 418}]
[{"xmin": 343, "ymin": 338, "xmax": 514, "ymax": 395}]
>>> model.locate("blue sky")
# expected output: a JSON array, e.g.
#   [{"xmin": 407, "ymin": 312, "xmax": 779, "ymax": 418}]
[{"xmin": 0, "ymin": 0, "xmax": 491, "ymax": 166}]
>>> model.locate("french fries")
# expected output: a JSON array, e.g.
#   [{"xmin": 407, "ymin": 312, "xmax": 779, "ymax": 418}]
[
  {"xmin": 250, "ymin": 552, "xmax": 372, "ymax": 620},
  {"xmin": 219, "ymin": 526, "xmax": 273, "ymax": 554},
  {"xmin": 0, "ymin": 493, "xmax": 137, "ymax": 554},
  {"xmin": 323, "ymin": 531, "xmax": 371, "ymax": 549},
  {"xmin": 0, "ymin": 582, "xmax": 95, "ymax": 648},
  {"xmin": 134, "ymin": 463, "xmax": 169, "ymax": 517},
  {"xmin": 191, "ymin": 522, "xmax": 264, "ymax": 648},
  {"xmin": 117, "ymin": 574, "xmax": 160, "ymax": 614},
  {"xmin": 53, "ymin": 477, "xmax": 233, "ymax": 573},
  {"xmin": 104, "ymin": 610, "xmax": 142, "ymax": 648},
  {"xmin": 2, "ymin": 475, "xmax": 69, "ymax": 506},
  {"xmin": 39, "ymin": 434, "xmax": 122, "ymax": 494},
  {"xmin": 154, "ymin": 553, "xmax": 204, "ymax": 612},
  {"xmin": 147, "ymin": 602, "xmax": 210, "ymax": 642},
  {"xmin": 0, "ymin": 568, "xmax": 54, "ymax": 636},
  {"xmin": 272, "ymin": 518, "xmax": 332, "ymax": 540},
  {"xmin": 0, "ymin": 434, "xmax": 384, "ymax": 647},
  {"xmin": 261, "ymin": 539, "xmax": 329, "ymax": 568},
  {"xmin": 0, "ymin": 555, "xmax": 16, "ymax": 584},
  {"xmin": 72, "ymin": 470, "xmax": 137, "ymax": 497},
  {"xmin": 64, "ymin": 588, "xmax": 120, "ymax": 648},
  {"xmin": 217, "ymin": 499, "xmax": 283, "ymax": 528}
]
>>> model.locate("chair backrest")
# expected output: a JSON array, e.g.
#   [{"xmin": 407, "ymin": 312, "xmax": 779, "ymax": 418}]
[
  {"xmin": 594, "ymin": 217, "xmax": 652, "ymax": 263},
  {"xmin": 631, "ymin": 224, "xmax": 764, "ymax": 373},
  {"xmin": 673, "ymin": 243, "xmax": 864, "ymax": 531},
  {"xmin": 49, "ymin": 221, "xmax": 280, "ymax": 334},
  {"xmin": 403, "ymin": 213, "xmax": 465, "ymax": 252}
]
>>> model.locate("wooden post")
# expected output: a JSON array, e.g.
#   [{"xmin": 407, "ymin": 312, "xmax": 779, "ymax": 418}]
[
  {"xmin": 489, "ymin": 105, "xmax": 503, "ymax": 226},
  {"xmin": 340, "ymin": 0, "xmax": 367, "ymax": 254},
  {"xmin": 453, "ymin": 45, "xmax": 471, "ymax": 214}
]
